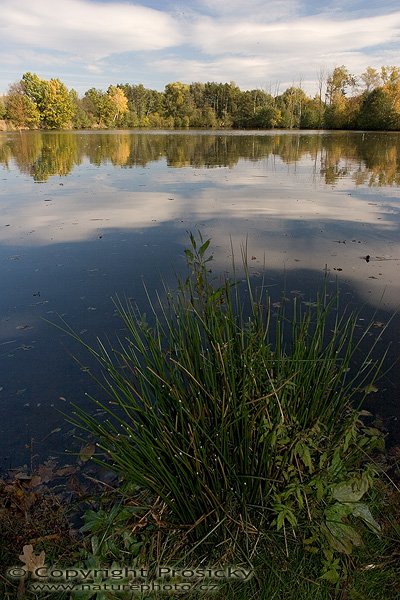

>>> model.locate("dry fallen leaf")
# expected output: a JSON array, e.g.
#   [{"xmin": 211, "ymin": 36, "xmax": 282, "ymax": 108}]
[
  {"xmin": 55, "ymin": 465, "xmax": 76, "ymax": 477},
  {"xmin": 28, "ymin": 476, "xmax": 42, "ymax": 488},
  {"xmin": 19, "ymin": 544, "xmax": 46, "ymax": 577},
  {"xmin": 37, "ymin": 459, "xmax": 57, "ymax": 483}
]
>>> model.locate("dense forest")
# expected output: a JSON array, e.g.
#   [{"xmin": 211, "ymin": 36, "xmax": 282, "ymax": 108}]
[{"xmin": 0, "ymin": 65, "xmax": 400, "ymax": 131}]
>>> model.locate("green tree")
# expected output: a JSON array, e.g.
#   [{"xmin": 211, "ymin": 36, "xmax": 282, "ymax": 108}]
[
  {"xmin": 357, "ymin": 88, "xmax": 400, "ymax": 130},
  {"xmin": 189, "ymin": 82, "xmax": 206, "ymax": 109},
  {"xmin": 40, "ymin": 79, "xmax": 75, "ymax": 129},
  {"xmin": 70, "ymin": 89, "xmax": 92, "ymax": 129},
  {"xmin": 234, "ymin": 89, "xmax": 278, "ymax": 128},
  {"xmin": 83, "ymin": 88, "xmax": 114, "ymax": 127},
  {"xmin": 125, "ymin": 83, "xmax": 149, "ymax": 121},
  {"xmin": 5, "ymin": 83, "xmax": 40, "ymax": 128},
  {"xmin": 0, "ymin": 96, "xmax": 6, "ymax": 119},
  {"xmin": 164, "ymin": 82, "xmax": 193, "ymax": 126},
  {"xmin": 360, "ymin": 67, "xmax": 381, "ymax": 92},
  {"xmin": 300, "ymin": 96, "xmax": 324, "ymax": 129},
  {"xmin": 276, "ymin": 87, "xmax": 307, "ymax": 129},
  {"xmin": 118, "ymin": 84, "xmax": 164, "ymax": 126},
  {"xmin": 254, "ymin": 104, "xmax": 280, "ymax": 128},
  {"xmin": 21, "ymin": 72, "xmax": 46, "ymax": 107},
  {"xmin": 380, "ymin": 66, "xmax": 400, "ymax": 113},
  {"xmin": 325, "ymin": 66, "xmax": 358, "ymax": 129},
  {"xmin": 18, "ymin": 72, "xmax": 75, "ymax": 129},
  {"xmin": 189, "ymin": 105, "xmax": 218, "ymax": 128},
  {"xmin": 326, "ymin": 66, "xmax": 357, "ymax": 104},
  {"xmin": 203, "ymin": 81, "xmax": 240, "ymax": 125}
]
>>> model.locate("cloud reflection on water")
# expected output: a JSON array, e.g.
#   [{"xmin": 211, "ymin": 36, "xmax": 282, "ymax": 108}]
[{"xmin": 0, "ymin": 130, "xmax": 399, "ymax": 309}]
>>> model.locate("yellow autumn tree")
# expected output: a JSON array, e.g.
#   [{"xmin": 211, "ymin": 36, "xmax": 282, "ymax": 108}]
[
  {"xmin": 107, "ymin": 85, "xmax": 128, "ymax": 123},
  {"xmin": 381, "ymin": 66, "xmax": 400, "ymax": 112}
]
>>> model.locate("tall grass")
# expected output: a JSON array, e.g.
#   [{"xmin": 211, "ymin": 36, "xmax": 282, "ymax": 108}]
[{"xmin": 68, "ymin": 233, "xmax": 387, "ymax": 554}]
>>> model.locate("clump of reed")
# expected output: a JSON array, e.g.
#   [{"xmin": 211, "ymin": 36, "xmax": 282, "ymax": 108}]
[{"xmin": 69, "ymin": 233, "xmax": 386, "ymax": 563}]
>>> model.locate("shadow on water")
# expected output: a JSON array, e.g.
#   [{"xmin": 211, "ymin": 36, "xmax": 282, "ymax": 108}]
[{"xmin": 0, "ymin": 234, "xmax": 398, "ymax": 472}]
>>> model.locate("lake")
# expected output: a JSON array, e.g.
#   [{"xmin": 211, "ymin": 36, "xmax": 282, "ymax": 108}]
[{"xmin": 0, "ymin": 129, "xmax": 399, "ymax": 470}]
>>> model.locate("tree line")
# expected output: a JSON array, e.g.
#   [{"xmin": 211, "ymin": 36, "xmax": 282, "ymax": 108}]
[{"xmin": 0, "ymin": 66, "xmax": 399, "ymax": 131}]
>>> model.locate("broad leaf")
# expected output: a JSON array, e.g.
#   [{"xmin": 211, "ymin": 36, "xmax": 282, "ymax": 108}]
[
  {"xmin": 332, "ymin": 477, "xmax": 369, "ymax": 503},
  {"xmin": 352, "ymin": 503, "xmax": 381, "ymax": 533}
]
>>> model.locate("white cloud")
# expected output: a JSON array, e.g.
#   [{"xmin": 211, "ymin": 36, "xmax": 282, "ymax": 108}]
[
  {"xmin": 1, "ymin": 1, "xmax": 400, "ymax": 93},
  {"xmin": 0, "ymin": 0, "xmax": 183, "ymax": 59},
  {"xmin": 151, "ymin": 9, "xmax": 400, "ymax": 92},
  {"xmin": 190, "ymin": 12, "xmax": 400, "ymax": 57}
]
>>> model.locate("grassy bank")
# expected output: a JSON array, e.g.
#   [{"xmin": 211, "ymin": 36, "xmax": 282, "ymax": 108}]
[{"xmin": 1, "ymin": 234, "xmax": 399, "ymax": 599}]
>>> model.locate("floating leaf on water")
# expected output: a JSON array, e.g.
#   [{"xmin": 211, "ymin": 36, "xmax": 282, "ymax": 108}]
[
  {"xmin": 37, "ymin": 461, "xmax": 56, "ymax": 483},
  {"xmin": 79, "ymin": 443, "xmax": 96, "ymax": 462},
  {"xmin": 55, "ymin": 465, "xmax": 76, "ymax": 477},
  {"xmin": 30, "ymin": 475, "xmax": 42, "ymax": 487},
  {"xmin": 363, "ymin": 384, "xmax": 378, "ymax": 394},
  {"xmin": 15, "ymin": 472, "xmax": 32, "ymax": 481}
]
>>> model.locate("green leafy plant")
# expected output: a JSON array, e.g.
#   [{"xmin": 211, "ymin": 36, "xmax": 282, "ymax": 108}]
[{"xmin": 80, "ymin": 503, "xmax": 144, "ymax": 562}]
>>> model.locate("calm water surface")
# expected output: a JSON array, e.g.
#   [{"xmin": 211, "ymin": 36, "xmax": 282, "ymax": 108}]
[{"xmin": 0, "ymin": 130, "xmax": 399, "ymax": 468}]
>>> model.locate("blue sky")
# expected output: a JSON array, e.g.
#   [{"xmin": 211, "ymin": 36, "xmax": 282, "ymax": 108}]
[{"xmin": 1, "ymin": 0, "xmax": 400, "ymax": 95}]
